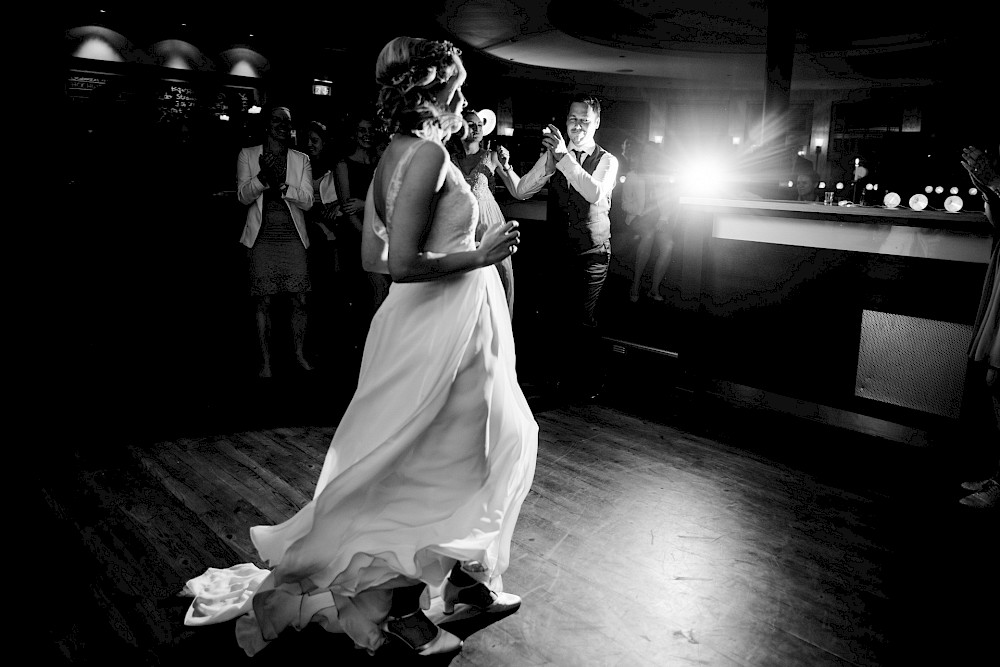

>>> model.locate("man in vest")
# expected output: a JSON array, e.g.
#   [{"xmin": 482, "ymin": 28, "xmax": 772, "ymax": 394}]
[{"xmin": 511, "ymin": 94, "xmax": 620, "ymax": 400}]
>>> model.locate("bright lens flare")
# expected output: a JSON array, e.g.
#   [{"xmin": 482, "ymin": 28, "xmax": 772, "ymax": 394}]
[{"xmin": 678, "ymin": 157, "xmax": 729, "ymax": 195}]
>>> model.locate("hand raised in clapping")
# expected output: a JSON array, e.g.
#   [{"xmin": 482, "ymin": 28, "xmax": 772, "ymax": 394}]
[
  {"xmin": 541, "ymin": 123, "xmax": 569, "ymax": 161},
  {"xmin": 259, "ymin": 152, "xmax": 286, "ymax": 187},
  {"xmin": 479, "ymin": 220, "xmax": 520, "ymax": 266},
  {"xmin": 257, "ymin": 154, "xmax": 274, "ymax": 186},
  {"xmin": 961, "ymin": 145, "xmax": 999, "ymax": 193},
  {"xmin": 496, "ymin": 144, "xmax": 510, "ymax": 169}
]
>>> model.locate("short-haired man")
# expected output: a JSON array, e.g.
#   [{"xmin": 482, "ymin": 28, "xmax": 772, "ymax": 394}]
[{"xmin": 510, "ymin": 94, "xmax": 620, "ymax": 399}]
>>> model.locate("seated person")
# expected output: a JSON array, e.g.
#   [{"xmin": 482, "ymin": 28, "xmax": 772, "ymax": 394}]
[{"xmin": 794, "ymin": 170, "xmax": 821, "ymax": 202}]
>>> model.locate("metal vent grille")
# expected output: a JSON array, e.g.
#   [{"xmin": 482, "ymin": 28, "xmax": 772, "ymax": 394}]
[{"xmin": 855, "ymin": 311, "xmax": 971, "ymax": 418}]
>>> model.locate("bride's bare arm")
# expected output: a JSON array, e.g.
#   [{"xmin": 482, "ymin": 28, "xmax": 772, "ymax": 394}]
[{"xmin": 388, "ymin": 142, "xmax": 519, "ymax": 283}]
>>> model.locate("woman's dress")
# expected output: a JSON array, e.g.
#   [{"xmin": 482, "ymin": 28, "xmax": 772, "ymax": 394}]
[
  {"xmin": 334, "ymin": 157, "xmax": 375, "ymax": 275},
  {"xmin": 183, "ymin": 137, "xmax": 538, "ymax": 656},
  {"xmin": 249, "ymin": 190, "xmax": 311, "ymax": 296},
  {"xmin": 458, "ymin": 150, "xmax": 515, "ymax": 320}
]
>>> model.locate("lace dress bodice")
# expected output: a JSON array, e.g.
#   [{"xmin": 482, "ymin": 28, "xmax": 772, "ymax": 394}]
[
  {"xmin": 376, "ymin": 137, "xmax": 479, "ymax": 255},
  {"xmin": 455, "ymin": 150, "xmax": 497, "ymax": 240}
]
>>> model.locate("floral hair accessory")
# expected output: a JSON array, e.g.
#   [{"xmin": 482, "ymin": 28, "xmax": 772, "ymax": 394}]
[{"xmin": 385, "ymin": 40, "xmax": 462, "ymax": 95}]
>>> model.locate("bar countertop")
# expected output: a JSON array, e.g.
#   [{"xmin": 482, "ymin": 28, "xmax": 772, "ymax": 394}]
[{"xmin": 679, "ymin": 196, "xmax": 991, "ymax": 233}]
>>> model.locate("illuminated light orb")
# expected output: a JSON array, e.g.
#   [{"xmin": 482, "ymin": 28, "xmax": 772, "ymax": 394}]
[
  {"xmin": 883, "ymin": 192, "xmax": 901, "ymax": 208},
  {"xmin": 944, "ymin": 195, "xmax": 964, "ymax": 212},
  {"xmin": 819, "ymin": 181, "xmax": 826, "ymax": 189},
  {"xmin": 909, "ymin": 193, "xmax": 929, "ymax": 211},
  {"xmin": 865, "ymin": 183, "xmax": 874, "ymax": 190},
  {"xmin": 836, "ymin": 182, "xmax": 844, "ymax": 190},
  {"xmin": 248, "ymin": 105, "xmax": 262, "ymax": 114},
  {"xmin": 619, "ymin": 175, "xmax": 627, "ymax": 184},
  {"xmin": 924, "ymin": 185, "xmax": 933, "ymax": 193},
  {"xmin": 787, "ymin": 180, "xmax": 794, "ymax": 188},
  {"xmin": 934, "ymin": 186, "xmax": 944, "ymax": 194},
  {"xmin": 219, "ymin": 114, "xmax": 230, "ymax": 121},
  {"xmin": 949, "ymin": 187, "xmax": 959, "ymax": 195},
  {"xmin": 970, "ymin": 187, "xmax": 979, "ymax": 196}
]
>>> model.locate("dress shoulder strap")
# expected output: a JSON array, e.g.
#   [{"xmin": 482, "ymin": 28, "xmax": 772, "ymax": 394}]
[{"xmin": 385, "ymin": 138, "xmax": 434, "ymax": 229}]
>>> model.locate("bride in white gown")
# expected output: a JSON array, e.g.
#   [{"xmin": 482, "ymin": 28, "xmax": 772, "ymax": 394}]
[{"xmin": 182, "ymin": 36, "xmax": 537, "ymax": 659}]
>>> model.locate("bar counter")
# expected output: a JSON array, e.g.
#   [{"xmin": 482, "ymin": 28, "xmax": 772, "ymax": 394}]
[{"xmin": 603, "ymin": 196, "xmax": 993, "ymax": 445}]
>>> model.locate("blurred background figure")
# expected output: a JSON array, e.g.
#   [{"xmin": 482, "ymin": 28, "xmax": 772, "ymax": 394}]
[
  {"xmin": 448, "ymin": 108, "xmax": 520, "ymax": 319},
  {"xmin": 237, "ymin": 105, "xmax": 314, "ymax": 378},
  {"xmin": 303, "ymin": 119, "xmax": 351, "ymax": 373},
  {"xmin": 619, "ymin": 134, "xmax": 638, "ymax": 176},
  {"xmin": 334, "ymin": 115, "xmax": 388, "ymax": 345},
  {"xmin": 621, "ymin": 141, "xmax": 677, "ymax": 303},
  {"xmin": 794, "ymin": 169, "xmax": 822, "ymax": 202},
  {"xmin": 956, "ymin": 143, "xmax": 1000, "ymax": 509},
  {"xmin": 305, "ymin": 120, "xmax": 340, "ymax": 245}
]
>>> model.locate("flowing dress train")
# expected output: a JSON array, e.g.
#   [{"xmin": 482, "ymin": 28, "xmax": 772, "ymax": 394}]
[{"xmin": 183, "ymin": 137, "xmax": 538, "ymax": 656}]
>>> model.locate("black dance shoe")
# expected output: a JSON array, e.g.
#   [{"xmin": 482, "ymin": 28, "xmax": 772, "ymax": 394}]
[{"xmin": 381, "ymin": 609, "xmax": 463, "ymax": 656}]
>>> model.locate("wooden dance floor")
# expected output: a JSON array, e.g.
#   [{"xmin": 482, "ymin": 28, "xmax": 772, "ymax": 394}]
[{"xmin": 37, "ymin": 376, "xmax": 996, "ymax": 666}]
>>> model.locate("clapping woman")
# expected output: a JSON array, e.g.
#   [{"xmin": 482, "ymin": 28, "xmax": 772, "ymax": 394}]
[{"xmin": 237, "ymin": 105, "xmax": 314, "ymax": 377}]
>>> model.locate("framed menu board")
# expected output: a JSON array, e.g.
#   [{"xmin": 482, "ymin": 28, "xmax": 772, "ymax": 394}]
[
  {"xmin": 157, "ymin": 80, "xmax": 199, "ymax": 121},
  {"xmin": 67, "ymin": 66, "xmax": 261, "ymax": 126}
]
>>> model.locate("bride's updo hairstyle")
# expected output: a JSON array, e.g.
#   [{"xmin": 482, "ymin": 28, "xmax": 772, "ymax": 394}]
[{"xmin": 376, "ymin": 36, "xmax": 466, "ymax": 142}]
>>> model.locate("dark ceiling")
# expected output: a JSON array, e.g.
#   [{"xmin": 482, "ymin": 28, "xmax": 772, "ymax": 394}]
[
  {"xmin": 435, "ymin": 0, "xmax": 985, "ymax": 90},
  {"xmin": 63, "ymin": 1, "xmax": 987, "ymax": 92}
]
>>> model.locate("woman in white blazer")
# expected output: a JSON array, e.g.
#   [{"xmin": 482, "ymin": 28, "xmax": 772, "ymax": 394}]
[{"xmin": 237, "ymin": 105, "xmax": 314, "ymax": 378}]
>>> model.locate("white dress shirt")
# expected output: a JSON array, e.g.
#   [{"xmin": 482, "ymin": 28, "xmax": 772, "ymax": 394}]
[{"xmin": 512, "ymin": 140, "xmax": 619, "ymax": 219}]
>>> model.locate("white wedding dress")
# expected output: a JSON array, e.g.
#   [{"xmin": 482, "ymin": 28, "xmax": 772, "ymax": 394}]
[{"xmin": 183, "ymin": 137, "xmax": 538, "ymax": 656}]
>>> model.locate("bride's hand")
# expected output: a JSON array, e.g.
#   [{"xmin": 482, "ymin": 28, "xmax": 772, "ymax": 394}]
[{"xmin": 479, "ymin": 220, "xmax": 520, "ymax": 266}]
